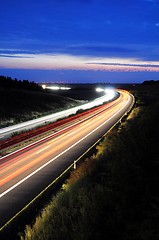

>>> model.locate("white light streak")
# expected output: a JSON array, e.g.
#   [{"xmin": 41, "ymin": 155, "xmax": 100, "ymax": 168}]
[
  {"xmin": 0, "ymin": 92, "xmax": 130, "ymax": 198},
  {"xmin": 0, "ymin": 91, "xmax": 117, "ymax": 137},
  {"xmin": 36, "ymin": 146, "xmax": 50, "ymax": 154}
]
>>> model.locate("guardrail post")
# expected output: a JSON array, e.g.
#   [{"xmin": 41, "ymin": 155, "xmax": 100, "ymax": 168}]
[{"xmin": 74, "ymin": 160, "xmax": 77, "ymax": 169}]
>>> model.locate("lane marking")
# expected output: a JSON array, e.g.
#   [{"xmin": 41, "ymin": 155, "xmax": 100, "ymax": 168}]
[
  {"xmin": 0, "ymin": 93, "xmax": 131, "ymax": 198},
  {"xmin": 67, "ymin": 130, "xmax": 79, "ymax": 136},
  {"xmin": 0, "ymin": 95, "xmax": 121, "ymax": 161},
  {"xmin": 36, "ymin": 146, "xmax": 50, "ymax": 154}
]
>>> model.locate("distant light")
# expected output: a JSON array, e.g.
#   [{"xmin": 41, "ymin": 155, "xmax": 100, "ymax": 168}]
[
  {"xmin": 41, "ymin": 85, "xmax": 71, "ymax": 91},
  {"xmin": 42, "ymin": 84, "xmax": 46, "ymax": 89},
  {"xmin": 96, "ymin": 87, "xmax": 105, "ymax": 92},
  {"xmin": 60, "ymin": 87, "xmax": 71, "ymax": 90},
  {"xmin": 47, "ymin": 86, "xmax": 60, "ymax": 90}
]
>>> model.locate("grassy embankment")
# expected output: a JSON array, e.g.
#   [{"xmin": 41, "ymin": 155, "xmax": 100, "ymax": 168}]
[
  {"xmin": 0, "ymin": 76, "xmax": 84, "ymax": 129},
  {"xmin": 0, "ymin": 81, "xmax": 106, "ymax": 129},
  {"xmin": 0, "ymin": 88, "xmax": 81, "ymax": 128},
  {"xmin": 18, "ymin": 85, "xmax": 159, "ymax": 240}
]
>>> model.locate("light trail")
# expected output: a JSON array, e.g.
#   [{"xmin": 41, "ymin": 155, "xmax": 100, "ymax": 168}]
[
  {"xmin": 0, "ymin": 89, "xmax": 117, "ymax": 139},
  {"xmin": 0, "ymin": 90, "xmax": 132, "ymax": 198},
  {"xmin": 0, "ymin": 90, "xmax": 134, "ymax": 230},
  {"xmin": 0, "ymin": 93, "xmax": 121, "ymax": 162},
  {"xmin": 36, "ymin": 146, "xmax": 50, "ymax": 154}
]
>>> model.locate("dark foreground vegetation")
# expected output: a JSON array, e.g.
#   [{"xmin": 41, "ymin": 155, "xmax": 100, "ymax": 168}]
[
  {"xmin": 12, "ymin": 84, "xmax": 159, "ymax": 240},
  {"xmin": 0, "ymin": 76, "xmax": 79, "ymax": 128},
  {"xmin": 0, "ymin": 76, "xmax": 42, "ymax": 91}
]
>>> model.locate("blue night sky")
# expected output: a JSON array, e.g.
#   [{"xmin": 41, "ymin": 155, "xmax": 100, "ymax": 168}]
[{"xmin": 0, "ymin": 0, "xmax": 159, "ymax": 83}]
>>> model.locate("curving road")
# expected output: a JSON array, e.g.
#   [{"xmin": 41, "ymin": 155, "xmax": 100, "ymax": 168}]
[
  {"xmin": 0, "ymin": 89, "xmax": 117, "ymax": 140},
  {"xmin": 0, "ymin": 90, "xmax": 134, "ymax": 230}
]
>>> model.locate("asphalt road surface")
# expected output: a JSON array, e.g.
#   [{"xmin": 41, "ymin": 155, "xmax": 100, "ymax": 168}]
[
  {"xmin": 0, "ymin": 90, "xmax": 134, "ymax": 230},
  {"xmin": 0, "ymin": 89, "xmax": 116, "ymax": 140}
]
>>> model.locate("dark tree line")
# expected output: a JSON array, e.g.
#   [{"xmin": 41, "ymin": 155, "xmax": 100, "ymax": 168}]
[
  {"xmin": 142, "ymin": 80, "xmax": 159, "ymax": 85},
  {"xmin": 0, "ymin": 76, "xmax": 42, "ymax": 91}
]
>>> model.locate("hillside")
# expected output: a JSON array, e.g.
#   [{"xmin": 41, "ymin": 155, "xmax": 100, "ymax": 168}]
[{"xmin": 0, "ymin": 76, "xmax": 80, "ymax": 128}]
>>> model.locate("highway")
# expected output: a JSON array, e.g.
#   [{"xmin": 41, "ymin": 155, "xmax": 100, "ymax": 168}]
[
  {"xmin": 0, "ymin": 89, "xmax": 116, "ymax": 140},
  {"xmin": 0, "ymin": 90, "xmax": 134, "ymax": 230}
]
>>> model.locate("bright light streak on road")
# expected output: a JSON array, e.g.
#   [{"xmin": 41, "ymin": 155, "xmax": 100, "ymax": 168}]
[
  {"xmin": 96, "ymin": 87, "xmax": 116, "ymax": 99},
  {"xmin": 0, "ymin": 89, "xmax": 117, "ymax": 138},
  {"xmin": 105, "ymin": 88, "xmax": 116, "ymax": 100},
  {"xmin": 0, "ymin": 90, "xmax": 135, "ymax": 230},
  {"xmin": 0, "ymin": 90, "xmax": 131, "ymax": 198}
]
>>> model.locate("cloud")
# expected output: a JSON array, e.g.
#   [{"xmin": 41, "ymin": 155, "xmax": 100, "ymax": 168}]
[
  {"xmin": 1, "ymin": 42, "xmax": 159, "ymax": 62},
  {"xmin": 1, "ymin": 52, "xmax": 159, "ymax": 73},
  {"xmin": 61, "ymin": 44, "xmax": 137, "ymax": 58},
  {"xmin": 0, "ymin": 54, "xmax": 33, "ymax": 58},
  {"xmin": 0, "ymin": 44, "xmax": 137, "ymax": 58},
  {"xmin": 87, "ymin": 62, "xmax": 159, "ymax": 68}
]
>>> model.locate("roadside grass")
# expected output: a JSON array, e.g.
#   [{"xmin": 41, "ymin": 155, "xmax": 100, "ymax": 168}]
[
  {"xmin": 0, "ymin": 88, "xmax": 79, "ymax": 128},
  {"xmin": 19, "ymin": 88, "xmax": 159, "ymax": 240}
]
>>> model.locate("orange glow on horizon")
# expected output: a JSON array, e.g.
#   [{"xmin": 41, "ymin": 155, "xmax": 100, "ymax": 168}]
[{"xmin": 0, "ymin": 53, "xmax": 159, "ymax": 72}]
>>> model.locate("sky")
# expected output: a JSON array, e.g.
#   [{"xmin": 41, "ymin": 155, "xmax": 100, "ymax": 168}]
[{"xmin": 0, "ymin": 0, "xmax": 159, "ymax": 83}]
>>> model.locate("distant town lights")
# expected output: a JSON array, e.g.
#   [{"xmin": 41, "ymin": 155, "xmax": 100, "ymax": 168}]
[{"xmin": 41, "ymin": 85, "xmax": 71, "ymax": 90}]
